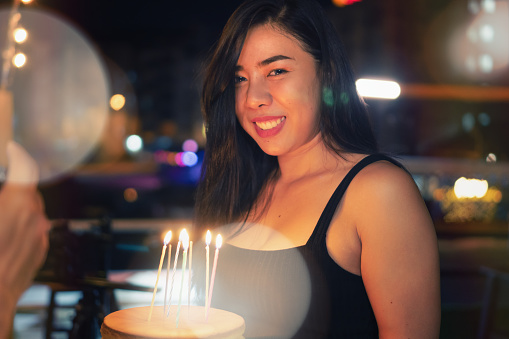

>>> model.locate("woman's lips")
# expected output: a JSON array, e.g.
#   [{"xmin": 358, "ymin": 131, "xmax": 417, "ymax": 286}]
[{"xmin": 252, "ymin": 116, "xmax": 286, "ymax": 138}]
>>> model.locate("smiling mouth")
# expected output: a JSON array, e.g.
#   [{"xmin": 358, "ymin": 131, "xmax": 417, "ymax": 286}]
[{"xmin": 255, "ymin": 117, "xmax": 286, "ymax": 130}]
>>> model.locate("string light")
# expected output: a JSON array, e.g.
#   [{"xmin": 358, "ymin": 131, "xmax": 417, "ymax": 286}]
[
  {"xmin": 12, "ymin": 52, "xmax": 26, "ymax": 68},
  {"xmin": 13, "ymin": 27, "xmax": 27, "ymax": 43},
  {"xmin": 1, "ymin": 0, "xmax": 34, "ymax": 89}
]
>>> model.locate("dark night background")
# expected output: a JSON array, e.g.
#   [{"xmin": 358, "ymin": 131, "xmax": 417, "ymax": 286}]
[
  {"xmin": 0, "ymin": 0, "xmax": 507, "ymax": 223},
  {"xmin": 31, "ymin": 0, "xmax": 509, "ymax": 159}
]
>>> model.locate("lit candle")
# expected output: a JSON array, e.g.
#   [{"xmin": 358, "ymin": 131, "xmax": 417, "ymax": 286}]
[
  {"xmin": 206, "ymin": 234, "xmax": 222, "ymax": 320},
  {"xmin": 163, "ymin": 231, "xmax": 173, "ymax": 316},
  {"xmin": 205, "ymin": 230, "xmax": 211, "ymax": 313},
  {"xmin": 176, "ymin": 229, "xmax": 190, "ymax": 327},
  {"xmin": 188, "ymin": 240, "xmax": 193, "ymax": 310},
  {"xmin": 148, "ymin": 230, "xmax": 172, "ymax": 321},
  {"xmin": 165, "ymin": 231, "xmax": 182, "ymax": 317}
]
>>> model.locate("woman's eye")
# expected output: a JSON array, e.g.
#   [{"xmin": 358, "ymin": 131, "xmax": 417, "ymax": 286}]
[
  {"xmin": 268, "ymin": 69, "xmax": 288, "ymax": 76},
  {"xmin": 234, "ymin": 76, "xmax": 246, "ymax": 84}
]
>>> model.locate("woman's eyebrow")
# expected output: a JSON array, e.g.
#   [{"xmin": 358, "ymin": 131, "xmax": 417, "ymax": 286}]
[
  {"xmin": 259, "ymin": 55, "xmax": 293, "ymax": 66},
  {"xmin": 235, "ymin": 55, "xmax": 294, "ymax": 71}
]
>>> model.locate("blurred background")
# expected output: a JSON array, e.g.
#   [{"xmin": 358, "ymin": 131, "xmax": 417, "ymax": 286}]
[{"xmin": 1, "ymin": 0, "xmax": 508, "ymax": 338}]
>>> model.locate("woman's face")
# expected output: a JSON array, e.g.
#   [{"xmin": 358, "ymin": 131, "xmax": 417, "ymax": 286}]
[{"xmin": 234, "ymin": 24, "xmax": 322, "ymax": 157}]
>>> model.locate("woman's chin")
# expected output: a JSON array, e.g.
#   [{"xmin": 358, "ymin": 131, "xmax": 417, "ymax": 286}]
[{"xmin": 257, "ymin": 144, "xmax": 284, "ymax": 157}]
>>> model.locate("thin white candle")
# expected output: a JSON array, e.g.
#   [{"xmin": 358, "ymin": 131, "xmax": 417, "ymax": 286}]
[
  {"xmin": 148, "ymin": 230, "xmax": 172, "ymax": 321},
  {"xmin": 165, "ymin": 233, "xmax": 182, "ymax": 317},
  {"xmin": 188, "ymin": 240, "xmax": 193, "ymax": 310},
  {"xmin": 205, "ymin": 230, "xmax": 211, "ymax": 313},
  {"xmin": 206, "ymin": 234, "xmax": 222, "ymax": 320},
  {"xmin": 163, "ymin": 231, "xmax": 173, "ymax": 316},
  {"xmin": 176, "ymin": 230, "xmax": 190, "ymax": 327}
]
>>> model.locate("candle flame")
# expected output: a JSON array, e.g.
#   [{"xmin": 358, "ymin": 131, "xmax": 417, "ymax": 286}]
[
  {"xmin": 216, "ymin": 234, "xmax": 222, "ymax": 249},
  {"xmin": 181, "ymin": 229, "xmax": 190, "ymax": 250},
  {"xmin": 163, "ymin": 230, "xmax": 172, "ymax": 245},
  {"xmin": 179, "ymin": 229, "xmax": 186, "ymax": 241},
  {"xmin": 205, "ymin": 230, "xmax": 212, "ymax": 245}
]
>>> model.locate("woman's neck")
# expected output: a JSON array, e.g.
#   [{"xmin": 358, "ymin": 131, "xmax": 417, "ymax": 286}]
[{"xmin": 276, "ymin": 133, "xmax": 343, "ymax": 183}]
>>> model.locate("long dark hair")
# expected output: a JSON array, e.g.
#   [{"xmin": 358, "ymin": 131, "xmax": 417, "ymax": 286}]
[{"xmin": 195, "ymin": 0, "xmax": 377, "ymax": 229}]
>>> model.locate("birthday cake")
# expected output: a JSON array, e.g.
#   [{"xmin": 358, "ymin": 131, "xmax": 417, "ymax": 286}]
[{"xmin": 100, "ymin": 305, "xmax": 245, "ymax": 339}]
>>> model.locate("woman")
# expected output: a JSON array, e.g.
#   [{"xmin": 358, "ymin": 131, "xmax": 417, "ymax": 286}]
[{"xmin": 195, "ymin": 0, "xmax": 440, "ymax": 337}]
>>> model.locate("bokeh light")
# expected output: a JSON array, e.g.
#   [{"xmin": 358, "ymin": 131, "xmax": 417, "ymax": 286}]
[
  {"xmin": 468, "ymin": 0, "xmax": 480, "ymax": 14},
  {"xmin": 486, "ymin": 153, "xmax": 497, "ymax": 162},
  {"xmin": 181, "ymin": 151, "xmax": 198, "ymax": 167},
  {"xmin": 211, "ymin": 224, "xmax": 311, "ymax": 338},
  {"xmin": 465, "ymin": 55, "xmax": 476, "ymax": 72},
  {"xmin": 436, "ymin": 182, "xmax": 502, "ymax": 222},
  {"xmin": 110, "ymin": 93, "xmax": 126, "ymax": 111},
  {"xmin": 124, "ymin": 188, "xmax": 138, "ymax": 202},
  {"xmin": 154, "ymin": 149, "xmax": 199, "ymax": 167},
  {"xmin": 12, "ymin": 52, "xmax": 26, "ymax": 67},
  {"xmin": 479, "ymin": 54, "xmax": 493, "ymax": 73},
  {"xmin": 355, "ymin": 78, "xmax": 401, "ymax": 99},
  {"xmin": 166, "ymin": 152, "xmax": 176, "ymax": 166},
  {"xmin": 450, "ymin": 0, "xmax": 509, "ymax": 80},
  {"xmin": 13, "ymin": 27, "xmax": 27, "ymax": 43},
  {"xmin": 332, "ymin": 0, "xmax": 362, "ymax": 7},
  {"xmin": 125, "ymin": 134, "xmax": 143, "ymax": 153},
  {"xmin": 478, "ymin": 112, "xmax": 491, "ymax": 126},
  {"xmin": 462, "ymin": 113, "xmax": 475, "ymax": 132},
  {"xmin": 182, "ymin": 139, "xmax": 198, "ymax": 152},
  {"xmin": 482, "ymin": 0, "xmax": 496, "ymax": 13},
  {"xmin": 175, "ymin": 152, "xmax": 184, "ymax": 167},
  {"xmin": 479, "ymin": 24, "xmax": 494, "ymax": 42},
  {"xmin": 454, "ymin": 177, "xmax": 489, "ymax": 199}
]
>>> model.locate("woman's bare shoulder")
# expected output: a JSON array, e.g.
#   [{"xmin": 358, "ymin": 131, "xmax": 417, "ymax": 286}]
[
  {"xmin": 349, "ymin": 157, "xmax": 418, "ymax": 201},
  {"xmin": 343, "ymin": 157, "xmax": 432, "ymax": 237}
]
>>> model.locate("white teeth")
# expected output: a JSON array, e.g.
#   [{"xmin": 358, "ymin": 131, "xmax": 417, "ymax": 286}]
[{"xmin": 255, "ymin": 117, "xmax": 286, "ymax": 130}]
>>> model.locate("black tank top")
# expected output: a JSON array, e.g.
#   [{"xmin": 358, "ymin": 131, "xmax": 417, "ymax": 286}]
[{"xmin": 205, "ymin": 154, "xmax": 404, "ymax": 338}]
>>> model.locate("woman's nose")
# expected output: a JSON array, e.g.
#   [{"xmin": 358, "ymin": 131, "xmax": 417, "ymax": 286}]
[{"xmin": 245, "ymin": 78, "xmax": 272, "ymax": 108}]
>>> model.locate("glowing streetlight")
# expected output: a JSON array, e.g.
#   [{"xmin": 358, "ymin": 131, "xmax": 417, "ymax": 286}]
[
  {"xmin": 356, "ymin": 78, "xmax": 401, "ymax": 99},
  {"xmin": 454, "ymin": 177, "xmax": 489, "ymax": 199}
]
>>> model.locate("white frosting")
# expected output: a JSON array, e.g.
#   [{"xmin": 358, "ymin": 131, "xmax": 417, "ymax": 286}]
[{"xmin": 101, "ymin": 305, "xmax": 245, "ymax": 339}]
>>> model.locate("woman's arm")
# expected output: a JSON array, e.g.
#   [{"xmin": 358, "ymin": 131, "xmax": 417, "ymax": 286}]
[
  {"xmin": 0, "ymin": 142, "xmax": 50, "ymax": 339},
  {"xmin": 355, "ymin": 162, "xmax": 441, "ymax": 338}
]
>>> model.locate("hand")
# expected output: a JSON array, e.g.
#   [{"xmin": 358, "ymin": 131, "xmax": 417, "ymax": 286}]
[{"xmin": 0, "ymin": 141, "xmax": 50, "ymax": 338}]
